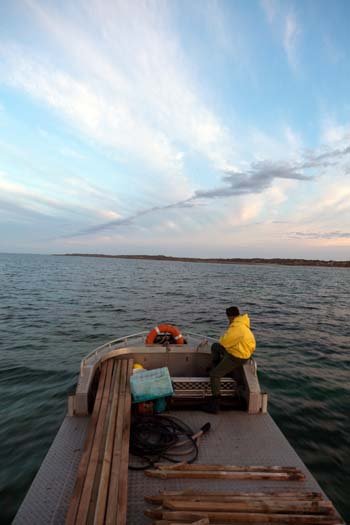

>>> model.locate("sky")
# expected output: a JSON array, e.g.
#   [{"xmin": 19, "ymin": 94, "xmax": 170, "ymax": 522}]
[{"xmin": 1, "ymin": 0, "xmax": 350, "ymax": 259}]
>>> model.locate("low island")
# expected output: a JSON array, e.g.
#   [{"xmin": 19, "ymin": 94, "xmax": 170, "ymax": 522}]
[{"xmin": 56, "ymin": 254, "xmax": 350, "ymax": 268}]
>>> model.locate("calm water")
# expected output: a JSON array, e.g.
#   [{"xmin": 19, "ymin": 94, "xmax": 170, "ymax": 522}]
[{"xmin": 0, "ymin": 254, "xmax": 349, "ymax": 523}]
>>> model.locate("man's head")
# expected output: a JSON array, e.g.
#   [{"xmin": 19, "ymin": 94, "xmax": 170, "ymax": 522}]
[{"xmin": 226, "ymin": 306, "xmax": 240, "ymax": 322}]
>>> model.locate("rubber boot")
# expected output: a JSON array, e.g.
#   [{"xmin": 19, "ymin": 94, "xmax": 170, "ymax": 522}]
[{"xmin": 202, "ymin": 397, "xmax": 220, "ymax": 414}]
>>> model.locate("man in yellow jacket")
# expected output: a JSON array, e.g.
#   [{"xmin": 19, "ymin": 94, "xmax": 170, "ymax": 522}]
[{"xmin": 206, "ymin": 306, "xmax": 256, "ymax": 413}]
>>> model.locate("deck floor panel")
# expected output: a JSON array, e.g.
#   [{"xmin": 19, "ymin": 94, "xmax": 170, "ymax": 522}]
[
  {"xmin": 14, "ymin": 415, "xmax": 89, "ymax": 525},
  {"xmin": 127, "ymin": 411, "xmax": 328, "ymax": 525},
  {"xmin": 14, "ymin": 410, "xmax": 337, "ymax": 524}
]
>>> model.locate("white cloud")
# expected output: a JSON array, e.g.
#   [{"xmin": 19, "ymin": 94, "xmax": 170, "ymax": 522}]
[
  {"xmin": 1, "ymin": 0, "xmax": 348, "ymax": 258},
  {"xmin": 0, "ymin": 0, "xmax": 241, "ymax": 201},
  {"xmin": 59, "ymin": 147, "xmax": 86, "ymax": 160},
  {"xmin": 0, "ymin": 170, "xmax": 123, "ymax": 222},
  {"xmin": 284, "ymin": 125, "xmax": 302, "ymax": 153},
  {"xmin": 98, "ymin": 210, "xmax": 121, "ymax": 220},
  {"xmin": 0, "ymin": 46, "xmax": 186, "ymax": 195},
  {"xmin": 262, "ymin": 1, "xmax": 301, "ymax": 71},
  {"xmin": 321, "ymin": 119, "xmax": 350, "ymax": 145},
  {"xmin": 283, "ymin": 11, "xmax": 300, "ymax": 70}
]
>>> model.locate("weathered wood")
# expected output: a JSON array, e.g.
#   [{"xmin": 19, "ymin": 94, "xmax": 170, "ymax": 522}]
[
  {"xmin": 116, "ymin": 359, "xmax": 133, "ymax": 525},
  {"xmin": 88, "ymin": 361, "xmax": 117, "ymax": 524},
  {"xmin": 152, "ymin": 518, "xmax": 219, "ymax": 525},
  {"xmin": 105, "ymin": 360, "xmax": 128, "ymax": 525},
  {"xmin": 152, "ymin": 519, "xmax": 345, "ymax": 525},
  {"xmin": 65, "ymin": 362, "xmax": 108, "ymax": 525},
  {"xmin": 158, "ymin": 490, "xmax": 323, "ymax": 498},
  {"xmin": 67, "ymin": 394, "xmax": 76, "ymax": 416},
  {"xmin": 93, "ymin": 360, "xmax": 122, "ymax": 524},
  {"xmin": 145, "ymin": 469, "xmax": 304, "ymax": 480},
  {"xmin": 156, "ymin": 490, "xmax": 324, "ymax": 499},
  {"xmin": 145, "ymin": 493, "xmax": 324, "ymax": 505},
  {"xmin": 156, "ymin": 462, "xmax": 188, "ymax": 470},
  {"xmin": 152, "ymin": 518, "xmax": 226, "ymax": 525},
  {"xmin": 163, "ymin": 499, "xmax": 333, "ymax": 514},
  {"xmin": 154, "ymin": 463, "xmax": 301, "ymax": 472},
  {"xmin": 159, "ymin": 510, "xmax": 341, "ymax": 523},
  {"xmin": 77, "ymin": 359, "xmax": 114, "ymax": 524},
  {"xmin": 66, "ymin": 357, "xmax": 134, "ymax": 525}
]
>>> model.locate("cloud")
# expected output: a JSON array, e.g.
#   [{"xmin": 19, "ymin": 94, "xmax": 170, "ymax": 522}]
[
  {"xmin": 0, "ymin": 170, "xmax": 124, "ymax": 225},
  {"xmin": 0, "ymin": 198, "xmax": 53, "ymax": 222},
  {"xmin": 305, "ymin": 144, "xmax": 350, "ymax": 164},
  {"xmin": 321, "ymin": 119, "xmax": 350, "ymax": 145},
  {"xmin": 0, "ymin": 0, "xmax": 242, "ymax": 200},
  {"xmin": 0, "ymin": 46, "xmax": 185, "ymax": 191},
  {"xmin": 261, "ymin": 1, "xmax": 301, "ymax": 71},
  {"xmin": 63, "ymin": 137, "xmax": 350, "ymax": 238},
  {"xmin": 194, "ymin": 160, "xmax": 310, "ymax": 199},
  {"xmin": 64, "ymin": 162, "xmax": 304, "ymax": 237},
  {"xmin": 289, "ymin": 231, "xmax": 350, "ymax": 240},
  {"xmin": 64, "ymin": 198, "xmax": 196, "ymax": 238},
  {"xmin": 283, "ymin": 11, "xmax": 300, "ymax": 69}
]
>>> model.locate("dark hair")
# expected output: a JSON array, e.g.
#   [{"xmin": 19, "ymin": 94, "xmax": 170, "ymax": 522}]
[{"xmin": 226, "ymin": 306, "xmax": 240, "ymax": 318}]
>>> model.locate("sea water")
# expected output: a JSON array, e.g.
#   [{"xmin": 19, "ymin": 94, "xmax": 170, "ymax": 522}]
[{"xmin": 0, "ymin": 253, "xmax": 349, "ymax": 523}]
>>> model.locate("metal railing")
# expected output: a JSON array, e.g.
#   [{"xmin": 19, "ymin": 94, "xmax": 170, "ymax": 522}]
[
  {"xmin": 82, "ymin": 331, "xmax": 148, "ymax": 368},
  {"xmin": 81, "ymin": 329, "xmax": 217, "ymax": 370}
]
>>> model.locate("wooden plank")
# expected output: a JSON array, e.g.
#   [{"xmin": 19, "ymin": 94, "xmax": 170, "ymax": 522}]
[
  {"xmin": 145, "ymin": 493, "xmax": 324, "ymax": 505},
  {"xmin": 151, "ymin": 522, "xmax": 216, "ymax": 525},
  {"xmin": 163, "ymin": 499, "xmax": 333, "ymax": 514},
  {"xmin": 145, "ymin": 469, "xmax": 304, "ymax": 480},
  {"xmin": 159, "ymin": 510, "xmax": 341, "ymax": 523},
  {"xmin": 152, "ymin": 522, "xmax": 343, "ymax": 525},
  {"xmin": 156, "ymin": 490, "xmax": 324, "ymax": 499},
  {"xmin": 93, "ymin": 360, "xmax": 122, "ymax": 524},
  {"xmin": 155, "ymin": 462, "xmax": 188, "ymax": 470},
  {"xmin": 155, "ymin": 463, "xmax": 301, "ymax": 472},
  {"xmin": 75, "ymin": 359, "xmax": 114, "ymax": 524},
  {"xmin": 116, "ymin": 359, "xmax": 133, "ymax": 525},
  {"xmin": 105, "ymin": 360, "xmax": 128, "ymax": 525},
  {"xmin": 65, "ymin": 361, "xmax": 108, "ymax": 525},
  {"xmin": 88, "ymin": 361, "xmax": 118, "ymax": 524},
  {"xmin": 154, "ymin": 521, "xmax": 209, "ymax": 525}
]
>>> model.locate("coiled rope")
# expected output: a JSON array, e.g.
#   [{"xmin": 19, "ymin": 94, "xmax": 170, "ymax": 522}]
[{"xmin": 129, "ymin": 414, "xmax": 209, "ymax": 470}]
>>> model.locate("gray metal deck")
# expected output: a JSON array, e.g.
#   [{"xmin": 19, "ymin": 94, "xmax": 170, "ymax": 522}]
[
  {"xmin": 127, "ymin": 410, "xmax": 330, "ymax": 524},
  {"xmin": 13, "ymin": 416, "xmax": 89, "ymax": 525},
  {"xmin": 14, "ymin": 409, "xmax": 340, "ymax": 525}
]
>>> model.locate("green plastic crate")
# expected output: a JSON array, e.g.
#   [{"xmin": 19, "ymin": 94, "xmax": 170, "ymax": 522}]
[{"xmin": 130, "ymin": 367, "xmax": 173, "ymax": 402}]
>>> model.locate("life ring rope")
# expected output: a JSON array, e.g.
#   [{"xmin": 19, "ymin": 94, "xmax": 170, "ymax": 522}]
[{"xmin": 145, "ymin": 323, "xmax": 184, "ymax": 345}]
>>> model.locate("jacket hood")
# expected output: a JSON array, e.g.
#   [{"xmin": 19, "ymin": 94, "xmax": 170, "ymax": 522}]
[{"xmin": 232, "ymin": 313, "xmax": 250, "ymax": 328}]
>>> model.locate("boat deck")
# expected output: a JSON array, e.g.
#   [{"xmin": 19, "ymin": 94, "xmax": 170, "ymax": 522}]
[
  {"xmin": 128, "ymin": 410, "xmax": 329, "ymax": 524},
  {"xmin": 14, "ymin": 409, "xmax": 338, "ymax": 525},
  {"xmin": 14, "ymin": 350, "xmax": 345, "ymax": 524}
]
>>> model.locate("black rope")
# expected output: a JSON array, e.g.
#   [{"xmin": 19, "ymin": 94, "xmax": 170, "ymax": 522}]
[{"xmin": 129, "ymin": 414, "xmax": 199, "ymax": 470}]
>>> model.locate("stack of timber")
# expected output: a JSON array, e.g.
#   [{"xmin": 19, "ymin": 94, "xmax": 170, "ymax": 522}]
[
  {"xmin": 145, "ymin": 463, "xmax": 305, "ymax": 481},
  {"xmin": 144, "ymin": 490, "xmax": 345, "ymax": 524},
  {"xmin": 66, "ymin": 358, "xmax": 133, "ymax": 525}
]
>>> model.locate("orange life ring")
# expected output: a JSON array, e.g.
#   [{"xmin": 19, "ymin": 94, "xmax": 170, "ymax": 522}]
[{"xmin": 145, "ymin": 323, "xmax": 184, "ymax": 345}]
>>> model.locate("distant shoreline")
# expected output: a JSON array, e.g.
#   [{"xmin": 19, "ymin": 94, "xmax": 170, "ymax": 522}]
[{"xmin": 55, "ymin": 253, "xmax": 350, "ymax": 268}]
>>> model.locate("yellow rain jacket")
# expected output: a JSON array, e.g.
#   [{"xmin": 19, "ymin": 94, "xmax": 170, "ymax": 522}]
[{"xmin": 219, "ymin": 313, "xmax": 256, "ymax": 359}]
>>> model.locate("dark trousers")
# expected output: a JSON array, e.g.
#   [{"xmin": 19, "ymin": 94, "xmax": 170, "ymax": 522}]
[{"xmin": 210, "ymin": 343, "xmax": 249, "ymax": 397}]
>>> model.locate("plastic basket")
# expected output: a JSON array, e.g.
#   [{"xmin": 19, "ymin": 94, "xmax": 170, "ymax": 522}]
[{"xmin": 130, "ymin": 367, "xmax": 173, "ymax": 403}]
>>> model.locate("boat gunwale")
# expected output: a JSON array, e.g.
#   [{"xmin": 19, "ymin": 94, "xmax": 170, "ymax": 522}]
[{"xmin": 81, "ymin": 330, "xmax": 218, "ymax": 369}]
